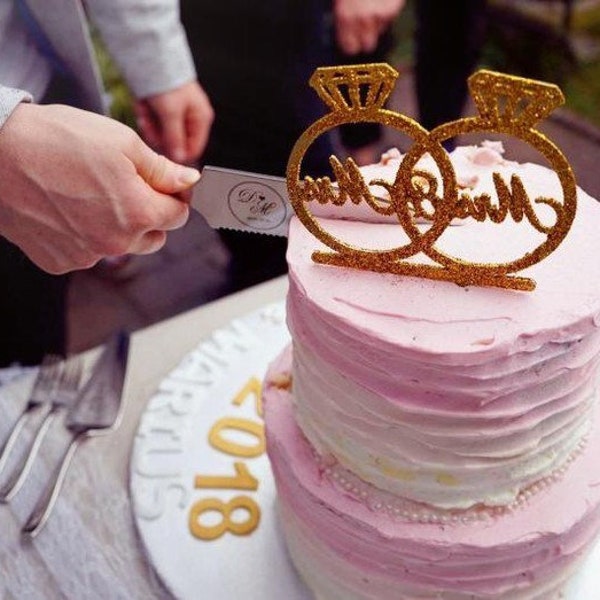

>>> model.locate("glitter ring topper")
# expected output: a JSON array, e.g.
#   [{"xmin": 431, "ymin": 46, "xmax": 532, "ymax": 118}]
[{"xmin": 285, "ymin": 64, "xmax": 577, "ymax": 291}]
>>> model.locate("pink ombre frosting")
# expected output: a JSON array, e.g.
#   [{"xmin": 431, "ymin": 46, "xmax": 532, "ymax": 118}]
[
  {"xmin": 263, "ymin": 145, "xmax": 600, "ymax": 598},
  {"xmin": 265, "ymin": 358, "xmax": 600, "ymax": 599},
  {"xmin": 284, "ymin": 145, "xmax": 600, "ymax": 509}
]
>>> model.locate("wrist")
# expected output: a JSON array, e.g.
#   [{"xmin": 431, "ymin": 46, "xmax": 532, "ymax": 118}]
[{"xmin": 0, "ymin": 85, "xmax": 33, "ymax": 131}]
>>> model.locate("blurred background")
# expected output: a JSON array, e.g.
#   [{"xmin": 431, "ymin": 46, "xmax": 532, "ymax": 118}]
[
  {"xmin": 69, "ymin": 0, "xmax": 600, "ymax": 353},
  {"xmin": 389, "ymin": 0, "xmax": 600, "ymax": 125}
]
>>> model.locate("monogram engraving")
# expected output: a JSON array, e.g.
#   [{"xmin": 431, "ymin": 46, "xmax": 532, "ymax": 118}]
[
  {"xmin": 228, "ymin": 181, "xmax": 286, "ymax": 230},
  {"xmin": 236, "ymin": 188, "xmax": 278, "ymax": 217}
]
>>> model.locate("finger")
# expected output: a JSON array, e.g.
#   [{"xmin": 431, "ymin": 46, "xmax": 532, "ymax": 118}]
[
  {"xmin": 174, "ymin": 187, "xmax": 194, "ymax": 203},
  {"xmin": 132, "ymin": 139, "xmax": 201, "ymax": 194},
  {"xmin": 185, "ymin": 102, "xmax": 212, "ymax": 162},
  {"xmin": 337, "ymin": 26, "xmax": 361, "ymax": 55},
  {"xmin": 357, "ymin": 17, "xmax": 380, "ymax": 53},
  {"xmin": 140, "ymin": 188, "xmax": 191, "ymax": 231},
  {"xmin": 134, "ymin": 102, "xmax": 161, "ymax": 149},
  {"xmin": 158, "ymin": 195, "xmax": 190, "ymax": 230},
  {"xmin": 128, "ymin": 230, "xmax": 168, "ymax": 256},
  {"xmin": 160, "ymin": 105, "xmax": 187, "ymax": 163}
]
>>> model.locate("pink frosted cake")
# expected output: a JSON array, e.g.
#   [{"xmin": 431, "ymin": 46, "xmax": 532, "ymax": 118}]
[{"xmin": 264, "ymin": 145, "xmax": 600, "ymax": 599}]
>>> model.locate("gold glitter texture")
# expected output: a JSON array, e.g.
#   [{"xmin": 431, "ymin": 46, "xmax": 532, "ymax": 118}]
[{"xmin": 285, "ymin": 65, "xmax": 577, "ymax": 291}]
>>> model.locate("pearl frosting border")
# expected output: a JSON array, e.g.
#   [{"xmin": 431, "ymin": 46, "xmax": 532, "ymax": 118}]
[{"xmin": 314, "ymin": 434, "xmax": 589, "ymax": 526}]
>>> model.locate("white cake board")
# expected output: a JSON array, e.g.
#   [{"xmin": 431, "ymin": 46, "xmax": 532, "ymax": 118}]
[{"xmin": 129, "ymin": 301, "xmax": 600, "ymax": 599}]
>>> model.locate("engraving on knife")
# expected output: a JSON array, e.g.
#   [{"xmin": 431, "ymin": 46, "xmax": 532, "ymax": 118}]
[{"xmin": 227, "ymin": 181, "xmax": 287, "ymax": 231}]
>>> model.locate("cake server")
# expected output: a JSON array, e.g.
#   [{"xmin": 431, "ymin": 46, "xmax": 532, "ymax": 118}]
[{"xmin": 21, "ymin": 331, "xmax": 130, "ymax": 537}]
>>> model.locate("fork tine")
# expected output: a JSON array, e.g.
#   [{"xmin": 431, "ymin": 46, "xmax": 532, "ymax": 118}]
[
  {"xmin": 63, "ymin": 356, "xmax": 83, "ymax": 389},
  {"xmin": 0, "ymin": 355, "xmax": 83, "ymax": 501},
  {"xmin": 29, "ymin": 354, "xmax": 63, "ymax": 405},
  {"xmin": 0, "ymin": 355, "xmax": 63, "ymax": 477}
]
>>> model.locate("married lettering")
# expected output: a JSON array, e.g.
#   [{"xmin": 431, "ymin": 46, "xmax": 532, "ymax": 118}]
[{"xmin": 301, "ymin": 157, "xmax": 563, "ymax": 235}]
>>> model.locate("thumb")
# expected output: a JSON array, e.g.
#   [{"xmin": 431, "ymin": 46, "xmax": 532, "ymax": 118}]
[{"xmin": 133, "ymin": 139, "xmax": 200, "ymax": 194}]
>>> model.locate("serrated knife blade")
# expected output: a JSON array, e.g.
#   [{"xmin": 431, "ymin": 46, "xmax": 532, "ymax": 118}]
[{"xmin": 192, "ymin": 166, "xmax": 292, "ymax": 237}]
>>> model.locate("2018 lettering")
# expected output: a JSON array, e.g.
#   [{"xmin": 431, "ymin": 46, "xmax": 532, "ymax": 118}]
[{"xmin": 189, "ymin": 377, "xmax": 264, "ymax": 542}]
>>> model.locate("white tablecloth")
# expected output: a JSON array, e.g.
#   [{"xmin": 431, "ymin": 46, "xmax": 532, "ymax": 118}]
[{"xmin": 0, "ymin": 277, "xmax": 287, "ymax": 600}]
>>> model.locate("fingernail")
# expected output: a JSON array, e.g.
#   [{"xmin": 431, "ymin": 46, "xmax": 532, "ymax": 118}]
[{"xmin": 178, "ymin": 166, "xmax": 201, "ymax": 187}]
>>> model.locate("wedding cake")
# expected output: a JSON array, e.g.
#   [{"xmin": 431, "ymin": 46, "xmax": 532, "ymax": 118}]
[{"xmin": 263, "ymin": 141, "xmax": 600, "ymax": 599}]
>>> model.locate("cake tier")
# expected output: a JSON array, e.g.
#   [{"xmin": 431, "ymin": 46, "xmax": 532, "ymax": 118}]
[
  {"xmin": 264, "ymin": 350, "xmax": 600, "ymax": 599},
  {"xmin": 286, "ymin": 158, "xmax": 600, "ymax": 508}
]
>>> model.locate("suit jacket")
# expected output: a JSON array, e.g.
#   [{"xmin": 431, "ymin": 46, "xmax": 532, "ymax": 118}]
[{"xmin": 0, "ymin": 0, "xmax": 196, "ymax": 121}]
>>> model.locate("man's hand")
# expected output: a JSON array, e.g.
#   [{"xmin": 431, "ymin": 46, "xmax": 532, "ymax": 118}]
[
  {"xmin": 334, "ymin": 0, "xmax": 406, "ymax": 55},
  {"xmin": 0, "ymin": 103, "xmax": 200, "ymax": 274},
  {"xmin": 134, "ymin": 81, "xmax": 214, "ymax": 164}
]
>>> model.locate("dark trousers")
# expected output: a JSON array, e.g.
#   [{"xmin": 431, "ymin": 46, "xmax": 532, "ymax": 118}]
[
  {"xmin": 335, "ymin": 27, "xmax": 395, "ymax": 151},
  {"xmin": 0, "ymin": 239, "xmax": 68, "ymax": 366},
  {"xmin": 415, "ymin": 0, "xmax": 487, "ymax": 133},
  {"xmin": 181, "ymin": 0, "xmax": 336, "ymax": 292}
]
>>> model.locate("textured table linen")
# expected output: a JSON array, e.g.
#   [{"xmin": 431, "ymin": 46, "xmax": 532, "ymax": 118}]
[{"xmin": 0, "ymin": 277, "xmax": 287, "ymax": 600}]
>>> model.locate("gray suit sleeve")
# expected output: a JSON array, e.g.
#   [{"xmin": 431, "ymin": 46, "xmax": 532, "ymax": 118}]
[
  {"xmin": 84, "ymin": 0, "xmax": 197, "ymax": 99},
  {"xmin": 0, "ymin": 85, "xmax": 33, "ymax": 130}
]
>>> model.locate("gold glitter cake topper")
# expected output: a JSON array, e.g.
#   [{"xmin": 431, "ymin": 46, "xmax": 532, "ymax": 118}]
[{"xmin": 285, "ymin": 64, "xmax": 577, "ymax": 291}]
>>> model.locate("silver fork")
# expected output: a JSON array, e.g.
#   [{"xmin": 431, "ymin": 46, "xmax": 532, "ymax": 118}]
[
  {"xmin": 0, "ymin": 355, "xmax": 62, "ymax": 479},
  {"xmin": 22, "ymin": 331, "xmax": 129, "ymax": 536},
  {"xmin": 0, "ymin": 355, "xmax": 83, "ymax": 502}
]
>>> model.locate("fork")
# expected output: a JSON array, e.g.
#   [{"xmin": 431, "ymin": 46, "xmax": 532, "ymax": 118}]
[
  {"xmin": 0, "ymin": 355, "xmax": 83, "ymax": 502},
  {"xmin": 22, "ymin": 331, "xmax": 129, "ymax": 536},
  {"xmin": 0, "ymin": 355, "xmax": 62, "ymax": 480}
]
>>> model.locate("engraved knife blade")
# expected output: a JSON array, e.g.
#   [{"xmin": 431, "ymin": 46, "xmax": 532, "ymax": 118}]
[{"xmin": 192, "ymin": 166, "xmax": 292, "ymax": 237}]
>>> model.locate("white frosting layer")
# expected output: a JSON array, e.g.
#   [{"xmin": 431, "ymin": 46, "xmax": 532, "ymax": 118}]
[
  {"xmin": 265, "ymin": 359, "xmax": 600, "ymax": 600},
  {"xmin": 291, "ymin": 335, "xmax": 597, "ymax": 508}
]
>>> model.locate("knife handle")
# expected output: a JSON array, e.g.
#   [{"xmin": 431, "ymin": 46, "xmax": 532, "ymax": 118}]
[{"xmin": 21, "ymin": 432, "xmax": 84, "ymax": 537}]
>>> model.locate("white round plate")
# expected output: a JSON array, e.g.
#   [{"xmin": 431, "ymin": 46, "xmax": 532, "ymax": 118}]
[
  {"xmin": 130, "ymin": 301, "xmax": 600, "ymax": 600},
  {"xmin": 130, "ymin": 301, "xmax": 310, "ymax": 600}
]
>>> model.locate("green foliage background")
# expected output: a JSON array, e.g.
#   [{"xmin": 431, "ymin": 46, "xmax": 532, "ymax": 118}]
[{"xmin": 93, "ymin": 31, "xmax": 136, "ymax": 129}]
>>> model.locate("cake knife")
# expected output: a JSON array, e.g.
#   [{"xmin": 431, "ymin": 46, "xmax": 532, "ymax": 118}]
[
  {"xmin": 192, "ymin": 166, "xmax": 292, "ymax": 237},
  {"xmin": 192, "ymin": 165, "xmax": 433, "ymax": 235}
]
